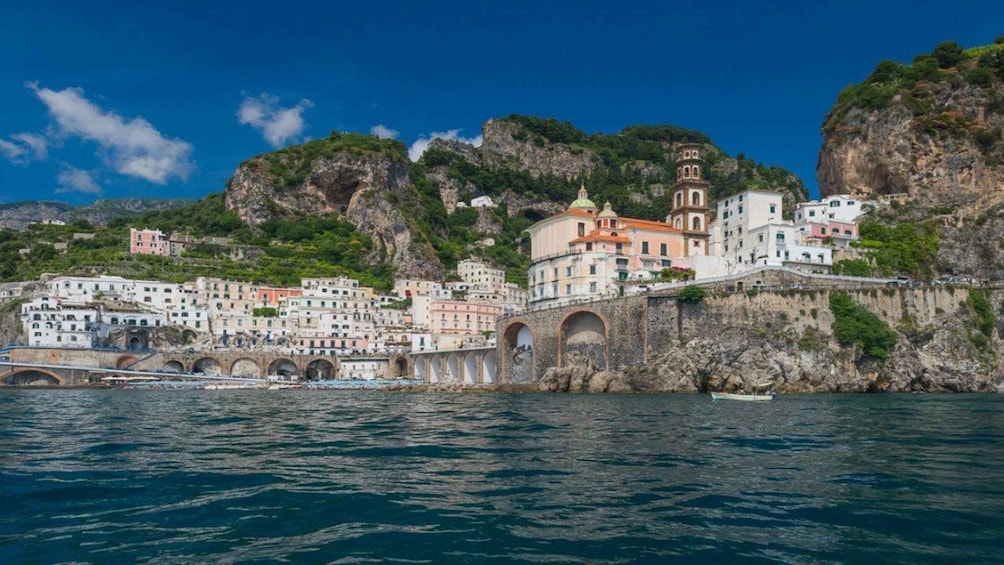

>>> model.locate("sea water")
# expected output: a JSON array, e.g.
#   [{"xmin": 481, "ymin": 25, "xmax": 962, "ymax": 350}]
[{"xmin": 1, "ymin": 390, "xmax": 1001, "ymax": 564}]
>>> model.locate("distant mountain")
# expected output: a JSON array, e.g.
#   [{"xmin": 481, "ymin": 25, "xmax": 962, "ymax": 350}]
[{"xmin": 0, "ymin": 198, "xmax": 195, "ymax": 230}]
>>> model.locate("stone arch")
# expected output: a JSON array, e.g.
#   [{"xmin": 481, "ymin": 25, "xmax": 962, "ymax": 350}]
[
  {"xmin": 482, "ymin": 350, "xmax": 498, "ymax": 384},
  {"xmin": 127, "ymin": 335, "xmax": 145, "ymax": 351},
  {"xmin": 305, "ymin": 358, "xmax": 336, "ymax": 381},
  {"xmin": 691, "ymin": 216, "xmax": 702, "ymax": 231},
  {"xmin": 558, "ymin": 310, "xmax": 608, "ymax": 371},
  {"xmin": 502, "ymin": 321, "xmax": 535, "ymax": 384},
  {"xmin": 2, "ymin": 368, "xmax": 63, "ymax": 386},
  {"xmin": 446, "ymin": 353, "xmax": 461, "ymax": 383},
  {"xmin": 414, "ymin": 357, "xmax": 428, "ymax": 381},
  {"xmin": 267, "ymin": 358, "xmax": 299, "ymax": 377},
  {"xmin": 193, "ymin": 357, "xmax": 223, "ymax": 376},
  {"xmin": 684, "ymin": 165, "xmax": 691, "ymax": 178},
  {"xmin": 430, "ymin": 355, "xmax": 444, "ymax": 383},
  {"xmin": 230, "ymin": 358, "xmax": 261, "ymax": 378},
  {"xmin": 691, "ymin": 191, "xmax": 701, "ymax": 206},
  {"xmin": 163, "ymin": 360, "xmax": 185, "ymax": 373},
  {"xmin": 463, "ymin": 352, "xmax": 479, "ymax": 384},
  {"xmin": 391, "ymin": 355, "xmax": 409, "ymax": 378},
  {"xmin": 181, "ymin": 329, "xmax": 198, "ymax": 344},
  {"xmin": 693, "ymin": 165, "xmax": 700, "ymax": 178},
  {"xmin": 675, "ymin": 193, "xmax": 683, "ymax": 208},
  {"xmin": 115, "ymin": 355, "xmax": 137, "ymax": 369}
]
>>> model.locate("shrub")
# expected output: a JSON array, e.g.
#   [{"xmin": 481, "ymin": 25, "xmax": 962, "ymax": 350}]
[
  {"xmin": 968, "ymin": 290, "xmax": 996, "ymax": 338},
  {"xmin": 829, "ymin": 291, "xmax": 898, "ymax": 360},
  {"xmin": 677, "ymin": 285, "xmax": 707, "ymax": 304}
]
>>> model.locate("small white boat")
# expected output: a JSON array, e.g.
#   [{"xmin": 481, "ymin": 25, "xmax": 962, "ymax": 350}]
[
  {"xmin": 710, "ymin": 390, "xmax": 774, "ymax": 402},
  {"xmin": 204, "ymin": 383, "xmax": 261, "ymax": 390}
]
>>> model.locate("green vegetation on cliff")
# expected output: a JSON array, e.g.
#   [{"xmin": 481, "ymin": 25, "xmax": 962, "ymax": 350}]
[
  {"xmin": 245, "ymin": 131, "xmax": 409, "ymax": 188},
  {"xmin": 824, "ymin": 37, "xmax": 1004, "ymax": 155},
  {"xmin": 1, "ymin": 198, "xmax": 394, "ymax": 291},
  {"xmin": 829, "ymin": 291, "xmax": 898, "ymax": 360}
]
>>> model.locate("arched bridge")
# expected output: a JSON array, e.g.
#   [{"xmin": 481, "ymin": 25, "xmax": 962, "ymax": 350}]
[
  {"xmin": 0, "ymin": 347, "xmax": 413, "ymax": 385},
  {"xmin": 409, "ymin": 347, "xmax": 498, "ymax": 385}
]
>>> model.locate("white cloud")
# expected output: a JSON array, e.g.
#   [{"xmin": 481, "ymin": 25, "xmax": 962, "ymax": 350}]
[
  {"xmin": 370, "ymin": 124, "xmax": 399, "ymax": 140},
  {"xmin": 0, "ymin": 132, "xmax": 48, "ymax": 164},
  {"xmin": 55, "ymin": 166, "xmax": 102, "ymax": 195},
  {"xmin": 28, "ymin": 83, "xmax": 193, "ymax": 184},
  {"xmin": 237, "ymin": 94, "xmax": 313, "ymax": 147},
  {"xmin": 408, "ymin": 129, "xmax": 483, "ymax": 161}
]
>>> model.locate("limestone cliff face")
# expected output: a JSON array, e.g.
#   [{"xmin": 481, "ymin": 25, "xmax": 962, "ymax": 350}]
[
  {"xmin": 225, "ymin": 149, "xmax": 442, "ymax": 280},
  {"xmin": 817, "ymin": 43, "xmax": 1004, "ymax": 215},
  {"xmin": 533, "ymin": 286, "xmax": 1002, "ymax": 394},
  {"xmin": 478, "ymin": 119, "xmax": 597, "ymax": 179},
  {"xmin": 817, "ymin": 87, "xmax": 1004, "ymax": 214}
]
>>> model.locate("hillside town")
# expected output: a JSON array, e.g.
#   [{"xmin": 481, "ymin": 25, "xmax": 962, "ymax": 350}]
[{"xmin": 0, "ymin": 144, "xmax": 879, "ymax": 381}]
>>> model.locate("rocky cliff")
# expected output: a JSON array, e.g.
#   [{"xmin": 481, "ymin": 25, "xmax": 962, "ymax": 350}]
[
  {"xmin": 818, "ymin": 41, "xmax": 1004, "ymax": 211},
  {"xmin": 225, "ymin": 133, "xmax": 443, "ymax": 279},
  {"xmin": 818, "ymin": 41, "xmax": 1004, "ymax": 279},
  {"xmin": 536, "ymin": 285, "xmax": 1002, "ymax": 394}
]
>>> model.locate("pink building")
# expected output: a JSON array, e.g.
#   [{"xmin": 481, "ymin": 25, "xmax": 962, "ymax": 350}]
[
  {"xmin": 802, "ymin": 220, "xmax": 857, "ymax": 242},
  {"xmin": 129, "ymin": 228, "xmax": 169, "ymax": 256},
  {"xmin": 429, "ymin": 300, "xmax": 503, "ymax": 335},
  {"xmin": 256, "ymin": 287, "xmax": 303, "ymax": 306}
]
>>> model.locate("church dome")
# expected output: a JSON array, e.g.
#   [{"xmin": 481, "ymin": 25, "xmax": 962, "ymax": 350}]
[
  {"xmin": 597, "ymin": 201, "xmax": 618, "ymax": 219},
  {"xmin": 568, "ymin": 184, "xmax": 597, "ymax": 212}
]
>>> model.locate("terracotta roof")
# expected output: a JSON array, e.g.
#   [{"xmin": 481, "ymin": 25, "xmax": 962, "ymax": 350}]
[
  {"xmin": 564, "ymin": 209, "xmax": 597, "ymax": 218},
  {"xmin": 620, "ymin": 218, "xmax": 682, "ymax": 233}
]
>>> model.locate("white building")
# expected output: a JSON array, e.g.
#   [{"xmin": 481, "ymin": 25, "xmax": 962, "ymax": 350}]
[
  {"xmin": 794, "ymin": 194, "xmax": 865, "ymax": 225},
  {"xmin": 712, "ymin": 190, "xmax": 833, "ymax": 274},
  {"xmin": 21, "ymin": 296, "xmax": 167, "ymax": 348}
]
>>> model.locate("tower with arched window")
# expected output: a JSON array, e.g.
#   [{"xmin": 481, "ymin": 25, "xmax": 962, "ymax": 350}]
[{"xmin": 668, "ymin": 143, "xmax": 711, "ymax": 256}]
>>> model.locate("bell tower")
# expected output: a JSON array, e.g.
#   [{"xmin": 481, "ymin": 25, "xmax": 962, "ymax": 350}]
[{"xmin": 668, "ymin": 143, "xmax": 710, "ymax": 256}]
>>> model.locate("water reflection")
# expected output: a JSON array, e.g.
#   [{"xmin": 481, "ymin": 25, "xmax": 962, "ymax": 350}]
[{"xmin": 0, "ymin": 391, "xmax": 1001, "ymax": 564}]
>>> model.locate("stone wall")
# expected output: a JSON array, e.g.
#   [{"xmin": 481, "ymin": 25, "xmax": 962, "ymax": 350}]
[{"xmin": 500, "ymin": 279, "xmax": 1003, "ymax": 392}]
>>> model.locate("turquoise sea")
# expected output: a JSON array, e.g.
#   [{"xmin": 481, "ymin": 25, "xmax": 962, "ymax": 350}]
[{"xmin": 1, "ymin": 390, "xmax": 1002, "ymax": 564}]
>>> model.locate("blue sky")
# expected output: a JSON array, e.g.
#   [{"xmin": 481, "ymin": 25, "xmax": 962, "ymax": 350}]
[{"xmin": 0, "ymin": 0, "xmax": 1001, "ymax": 205}]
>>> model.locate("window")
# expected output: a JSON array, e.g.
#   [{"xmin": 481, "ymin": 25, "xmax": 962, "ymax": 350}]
[
  {"xmin": 738, "ymin": 205, "xmax": 743, "ymax": 214},
  {"xmin": 829, "ymin": 201, "xmax": 841, "ymax": 207},
  {"xmin": 776, "ymin": 233, "xmax": 785, "ymax": 241},
  {"xmin": 660, "ymin": 243, "xmax": 667, "ymax": 256},
  {"xmin": 577, "ymin": 222, "xmax": 585, "ymax": 237},
  {"xmin": 642, "ymin": 241, "xmax": 649, "ymax": 254},
  {"xmin": 809, "ymin": 210, "xmax": 816, "ymax": 217},
  {"xmin": 758, "ymin": 234, "xmax": 764, "ymax": 242},
  {"xmin": 821, "ymin": 227, "xmax": 827, "ymax": 235},
  {"xmin": 589, "ymin": 282, "xmax": 597, "ymax": 292},
  {"xmin": 566, "ymin": 266, "xmax": 572, "ymax": 277},
  {"xmin": 770, "ymin": 204, "xmax": 776, "ymax": 214},
  {"xmin": 616, "ymin": 243, "xmax": 623, "ymax": 253},
  {"xmin": 565, "ymin": 284, "xmax": 571, "ymax": 295},
  {"xmin": 585, "ymin": 242, "xmax": 593, "ymax": 251},
  {"xmin": 589, "ymin": 265, "xmax": 596, "ymax": 275}
]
